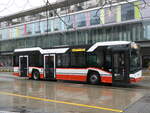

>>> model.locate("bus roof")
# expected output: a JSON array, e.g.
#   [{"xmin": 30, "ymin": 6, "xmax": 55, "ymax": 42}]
[
  {"xmin": 87, "ymin": 41, "xmax": 131, "ymax": 52},
  {"xmin": 14, "ymin": 47, "xmax": 69, "ymax": 54},
  {"xmin": 14, "ymin": 41, "xmax": 131, "ymax": 53}
]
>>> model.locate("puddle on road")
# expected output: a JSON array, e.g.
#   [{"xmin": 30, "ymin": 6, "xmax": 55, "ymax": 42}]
[
  {"xmin": 0, "ymin": 106, "xmax": 51, "ymax": 113},
  {"xmin": 0, "ymin": 112, "xmax": 20, "ymax": 113},
  {"xmin": 0, "ymin": 106, "xmax": 28, "ymax": 113}
]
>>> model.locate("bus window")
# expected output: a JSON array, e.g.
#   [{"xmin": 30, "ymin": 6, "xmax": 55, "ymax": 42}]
[
  {"xmin": 113, "ymin": 54, "xmax": 120, "ymax": 74},
  {"xmin": 30, "ymin": 54, "xmax": 40, "ymax": 67},
  {"xmin": 130, "ymin": 50, "xmax": 141, "ymax": 73},
  {"xmin": 105, "ymin": 54, "xmax": 112, "ymax": 71},
  {"xmin": 13, "ymin": 56, "xmax": 19, "ymax": 66},
  {"xmin": 57, "ymin": 55, "xmax": 62, "ymax": 67},
  {"xmin": 71, "ymin": 52, "xmax": 86, "ymax": 68},
  {"xmin": 56, "ymin": 54, "xmax": 70, "ymax": 68},
  {"xmin": 96, "ymin": 52, "xmax": 104, "ymax": 67},
  {"xmin": 87, "ymin": 53, "xmax": 97, "ymax": 67},
  {"xmin": 62, "ymin": 54, "xmax": 70, "ymax": 67}
]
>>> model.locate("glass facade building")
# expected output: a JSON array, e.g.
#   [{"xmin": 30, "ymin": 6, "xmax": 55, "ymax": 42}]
[
  {"xmin": 0, "ymin": 1, "xmax": 143, "ymax": 40},
  {"xmin": 0, "ymin": 0, "xmax": 150, "ymax": 68}
]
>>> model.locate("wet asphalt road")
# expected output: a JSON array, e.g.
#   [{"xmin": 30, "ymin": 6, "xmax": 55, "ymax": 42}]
[{"xmin": 0, "ymin": 72, "xmax": 150, "ymax": 113}]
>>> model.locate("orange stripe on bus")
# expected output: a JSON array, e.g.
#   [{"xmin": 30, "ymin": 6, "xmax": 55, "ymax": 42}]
[
  {"xmin": 101, "ymin": 76, "xmax": 112, "ymax": 83},
  {"xmin": 13, "ymin": 72, "xmax": 20, "ymax": 77},
  {"xmin": 56, "ymin": 74, "xmax": 87, "ymax": 82},
  {"xmin": 40, "ymin": 74, "xmax": 44, "ymax": 79},
  {"xmin": 28, "ymin": 73, "xmax": 32, "ymax": 77}
]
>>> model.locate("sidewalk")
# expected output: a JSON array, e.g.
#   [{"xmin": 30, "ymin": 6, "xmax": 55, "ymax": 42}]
[{"xmin": 124, "ymin": 95, "xmax": 150, "ymax": 113}]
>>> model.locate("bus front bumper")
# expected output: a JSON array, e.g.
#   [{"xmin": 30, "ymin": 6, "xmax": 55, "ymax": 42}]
[{"xmin": 130, "ymin": 77, "xmax": 143, "ymax": 83}]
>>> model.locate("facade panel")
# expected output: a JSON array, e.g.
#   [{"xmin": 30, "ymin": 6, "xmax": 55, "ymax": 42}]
[
  {"xmin": 105, "ymin": 7, "xmax": 117, "ymax": 24},
  {"xmin": 0, "ymin": 1, "xmax": 144, "ymax": 40},
  {"xmin": 121, "ymin": 3, "xmax": 134, "ymax": 21}
]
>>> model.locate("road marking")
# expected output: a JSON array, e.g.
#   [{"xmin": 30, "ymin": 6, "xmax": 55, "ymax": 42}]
[{"xmin": 0, "ymin": 91, "xmax": 123, "ymax": 112}]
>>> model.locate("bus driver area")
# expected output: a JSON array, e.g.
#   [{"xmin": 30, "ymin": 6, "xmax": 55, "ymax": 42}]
[{"xmin": 13, "ymin": 41, "xmax": 142, "ymax": 85}]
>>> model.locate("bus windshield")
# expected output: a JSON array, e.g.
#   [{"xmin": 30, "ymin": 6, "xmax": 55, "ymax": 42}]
[{"xmin": 130, "ymin": 49, "xmax": 141, "ymax": 73}]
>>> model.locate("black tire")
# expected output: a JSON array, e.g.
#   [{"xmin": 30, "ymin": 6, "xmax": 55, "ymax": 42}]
[
  {"xmin": 88, "ymin": 73, "xmax": 100, "ymax": 85},
  {"xmin": 33, "ymin": 70, "xmax": 40, "ymax": 80}
]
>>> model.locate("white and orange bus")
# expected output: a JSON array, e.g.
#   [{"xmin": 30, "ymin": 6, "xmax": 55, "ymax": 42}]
[{"xmin": 13, "ymin": 41, "xmax": 142, "ymax": 84}]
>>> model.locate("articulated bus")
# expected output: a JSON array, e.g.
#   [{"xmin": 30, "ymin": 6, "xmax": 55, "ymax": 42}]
[{"xmin": 13, "ymin": 41, "xmax": 142, "ymax": 85}]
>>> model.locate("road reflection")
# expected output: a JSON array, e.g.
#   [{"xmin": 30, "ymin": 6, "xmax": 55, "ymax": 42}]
[{"xmin": 12, "ymin": 79, "xmax": 144, "ymax": 110}]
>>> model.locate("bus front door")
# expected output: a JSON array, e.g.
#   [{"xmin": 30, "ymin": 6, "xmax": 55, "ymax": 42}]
[
  {"xmin": 44, "ymin": 54, "xmax": 55, "ymax": 79},
  {"xmin": 112, "ymin": 52, "xmax": 129, "ymax": 84},
  {"xmin": 19, "ymin": 56, "xmax": 28, "ymax": 77}
]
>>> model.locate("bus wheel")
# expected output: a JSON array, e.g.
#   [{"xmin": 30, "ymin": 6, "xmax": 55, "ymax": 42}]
[
  {"xmin": 89, "ymin": 73, "xmax": 100, "ymax": 85},
  {"xmin": 33, "ymin": 70, "xmax": 40, "ymax": 80}
]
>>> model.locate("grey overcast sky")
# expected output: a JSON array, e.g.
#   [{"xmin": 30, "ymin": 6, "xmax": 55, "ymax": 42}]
[{"xmin": 0, "ymin": 0, "xmax": 56, "ymax": 17}]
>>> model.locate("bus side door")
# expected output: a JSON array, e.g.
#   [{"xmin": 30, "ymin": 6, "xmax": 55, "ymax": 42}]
[
  {"xmin": 44, "ymin": 54, "xmax": 56, "ymax": 79},
  {"xmin": 19, "ymin": 56, "xmax": 28, "ymax": 77},
  {"xmin": 112, "ymin": 51, "xmax": 130, "ymax": 84}
]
